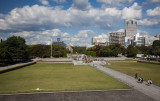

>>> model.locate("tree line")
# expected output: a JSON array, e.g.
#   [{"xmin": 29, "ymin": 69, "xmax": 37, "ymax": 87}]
[
  {"xmin": 0, "ymin": 36, "xmax": 67, "ymax": 65},
  {"xmin": 73, "ymin": 40, "xmax": 160, "ymax": 58},
  {"xmin": 0, "ymin": 36, "xmax": 160, "ymax": 65}
]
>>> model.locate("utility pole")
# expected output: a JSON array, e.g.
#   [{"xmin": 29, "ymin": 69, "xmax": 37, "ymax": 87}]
[{"xmin": 51, "ymin": 38, "xmax": 53, "ymax": 58}]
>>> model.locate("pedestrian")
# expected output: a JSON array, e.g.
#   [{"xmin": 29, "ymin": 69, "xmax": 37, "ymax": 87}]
[
  {"xmin": 141, "ymin": 77, "xmax": 143, "ymax": 83},
  {"xmin": 135, "ymin": 73, "xmax": 137, "ymax": 79}
]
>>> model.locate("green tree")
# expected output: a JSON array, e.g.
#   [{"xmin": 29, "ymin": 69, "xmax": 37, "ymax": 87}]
[
  {"xmin": 4, "ymin": 36, "xmax": 28, "ymax": 62},
  {"xmin": 152, "ymin": 40, "xmax": 160, "ymax": 57},
  {"xmin": 126, "ymin": 45, "xmax": 138, "ymax": 57},
  {"xmin": 0, "ymin": 43, "xmax": 11, "ymax": 61}
]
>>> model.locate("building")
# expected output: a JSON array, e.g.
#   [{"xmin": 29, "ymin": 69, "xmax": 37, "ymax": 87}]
[
  {"xmin": 144, "ymin": 36, "xmax": 159, "ymax": 46},
  {"xmin": 155, "ymin": 34, "xmax": 160, "ymax": 40},
  {"xmin": 132, "ymin": 33, "xmax": 145, "ymax": 46},
  {"xmin": 91, "ymin": 37, "xmax": 108, "ymax": 46},
  {"xmin": 109, "ymin": 32, "xmax": 125, "ymax": 46},
  {"xmin": 91, "ymin": 37, "xmax": 103, "ymax": 45},
  {"xmin": 52, "ymin": 38, "xmax": 64, "ymax": 46},
  {"xmin": 125, "ymin": 19, "xmax": 137, "ymax": 38}
]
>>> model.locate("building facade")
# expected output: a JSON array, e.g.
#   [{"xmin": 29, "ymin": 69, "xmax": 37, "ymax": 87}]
[
  {"xmin": 125, "ymin": 19, "xmax": 137, "ymax": 38},
  {"xmin": 52, "ymin": 38, "xmax": 64, "ymax": 46},
  {"xmin": 132, "ymin": 33, "xmax": 145, "ymax": 46},
  {"xmin": 145, "ymin": 36, "xmax": 159, "ymax": 46},
  {"xmin": 109, "ymin": 32, "xmax": 125, "ymax": 46},
  {"xmin": 91, "ymin": 37, "xmax": 108, "ymax": 46},
  {"xmin": 155, "ymin": 34, "xmax": 160, "ymax": 40}
]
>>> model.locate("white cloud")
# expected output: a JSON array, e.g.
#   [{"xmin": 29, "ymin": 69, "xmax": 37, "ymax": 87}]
[
  {"xmin": 117, "ymin": 29, "xmax": 124, "ymax": 32},
  {"xmin": 62, "ymin": 32, "xmax": 69, "ymax": 37},
  {"xmin": 39, "ymin": 0, "xmax": 49, "ymax": 5},
  {"xmin": 76, "ymin": 30, "xmax": 95, "ymax": 38},
  {"xmin": 42, "ymin": 29, "xmax": 62, "ymax": 36},
  {"xmin": 0, "ymin": 14, "xmax": 5, "ymax": 18},
  {"xmin": 94, "ymin": 33, "xmax": 109, "ymax": 42},
  {"xmin": 0, "ymin": 4, "xmax": 124, "ymax": 32},
  {"xmin": 105, "ymin": 8, "xmax": 121, "ymax": 16},
  {"xmin": 8, "ymin": 28, "xmax": 70, "ymax": 45},
  {"xmin": 9, "ymin": 31, "xmax": 34, "ymax": 38},
  {"xmin": 97, "ymin": 0, "xmax": 134, "ymax": 6},
  {"xmin": 71, "ymin": 0, "xmax": 91, "ymax": 10},
  {"xmin": 137, "ymin": 29, "xmax": 150, "ymax": 36},
  {"xmin": 137, "ymin": 19, "xmax": 160, "ymax": 26},
  {"xmin": 121, "ymin": 2, "xmax": 142, "ymax": 19},
  {"xmin": 52, "ymin": 0, "xmax": 66, "ymax": 3},
  {"xmin": 147, "ymin": 7, "xmax": 160, "ymax": 17}
]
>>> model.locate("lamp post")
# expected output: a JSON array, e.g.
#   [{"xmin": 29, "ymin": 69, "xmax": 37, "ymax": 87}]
[{"xmin": 51, "ymin": 38, "xmax": 53, "ymax": 58}]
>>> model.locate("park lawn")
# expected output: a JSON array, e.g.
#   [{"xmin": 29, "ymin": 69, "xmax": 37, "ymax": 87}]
[
  {"xmin": 0, "ymin": 63, "xmax": 130, "ymax": 93},
  {"xmin": 105, "ymin": 62, "xmax": 160, "ymax": 86}
]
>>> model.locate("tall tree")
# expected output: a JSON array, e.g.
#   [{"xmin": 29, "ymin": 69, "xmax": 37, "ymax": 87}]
[{"xmin": 4, "ymin": 36, "xmax": 28, "ymax": 62}]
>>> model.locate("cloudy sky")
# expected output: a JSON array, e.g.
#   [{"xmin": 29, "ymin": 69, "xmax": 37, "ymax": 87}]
[{"xmin": 0, "ymin": 0, "xmax": 160, "ymax": 46}]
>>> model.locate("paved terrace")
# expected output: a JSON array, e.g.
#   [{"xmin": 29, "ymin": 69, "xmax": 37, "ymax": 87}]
[{"xmin": 89, "ymin": 63, "xmax": 160, "ymax": 101}]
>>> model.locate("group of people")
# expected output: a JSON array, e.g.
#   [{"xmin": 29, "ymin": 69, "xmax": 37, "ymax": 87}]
[
  {"xmin": 138, "ymin": 77, "xmax": 143, "ymax": 83},
  {"xmin": 135, "ymin": 73, "xmax": 152, "ymax": 85}
]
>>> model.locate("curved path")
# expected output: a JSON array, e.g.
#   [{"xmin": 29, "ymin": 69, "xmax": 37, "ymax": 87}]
[{"xmin": 89, "ymin": 63, "xmax": 160, "ymax": 101}]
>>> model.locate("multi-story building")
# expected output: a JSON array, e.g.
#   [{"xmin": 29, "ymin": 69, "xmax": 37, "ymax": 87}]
[
  {"xmin": 132, "ymin": 33, "xmax": 145, "ymax": 46},
  {"xmin": 91, "ymin": 37, "xmax": 103, "ymax": 45},
  {"xmin": 91, "ymin": 37, "xmax": 108, "ymax": 46},
  {"xmin": 125, "ymin": 19, "xmax": 137, "ymax": 46},
  {"xmin": 125, "ymin": 19, "xmax": 137, "ymax": 38},
  {"xmin": 109, "ymin": 32, "xmax": 125, "ymax": 46},
  {"xmin": 52, "ymin": 38, "xmax": 64, "ymax": 46},
  {"xmin": 155, "ymin": 34, "xmax": 160, "ymax": 40},
  {"xmin": 144, "ymin": 36, "xmax": 159, "ymax": 46}
]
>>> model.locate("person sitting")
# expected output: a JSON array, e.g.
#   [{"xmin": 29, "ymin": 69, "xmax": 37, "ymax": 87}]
[
  {"xmin": 147, "ymin": 79, "xmax": 152, "ymax": 85},
  {"xmin": 141, "ymin": 77, "xmax": 143, "ymax": 83},
  {"xmin": 150, "ymin": 80, "xmax": 152, "ymax": 84}
]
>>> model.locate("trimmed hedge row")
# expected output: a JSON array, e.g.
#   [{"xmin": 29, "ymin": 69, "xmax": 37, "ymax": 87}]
[
  {"xmin": 137, "ymin": 60, "xmax": 160, "ymax": 65},
  {"xmin": 0, "ymin": 61, "xmax": 36, "ymax": 74}
]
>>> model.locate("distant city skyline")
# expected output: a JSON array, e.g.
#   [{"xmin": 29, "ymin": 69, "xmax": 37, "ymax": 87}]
[{"xmin": 0, "ymin": 0, "xmax": 160, "ymax": 46}]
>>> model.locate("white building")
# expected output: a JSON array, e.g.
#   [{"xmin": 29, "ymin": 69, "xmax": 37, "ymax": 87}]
[
  {"xmin": 145, "ymin": 36, "xmax": 159, "ymax": 46},
  {"xmin": 125, "ymin": 19, "xmax": 137, "ymax": 46},
  {"xmin": 91, "ymin": 37, "xmax": 108, "ymax": 46},
  {"xmin": 132, "ymin": 33, "xmax": 145, "ymax": 46},
  {"xmin": 125, "ymin": 19, "xmax": 137, "ymax": 38}
]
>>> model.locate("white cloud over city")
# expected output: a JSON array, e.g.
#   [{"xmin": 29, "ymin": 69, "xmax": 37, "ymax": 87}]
[{"xmin": 0, "ymin": 0, "xmax": 160, "ymax": 46}]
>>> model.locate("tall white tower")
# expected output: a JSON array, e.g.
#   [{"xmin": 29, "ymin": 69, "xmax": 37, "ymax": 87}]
[{"xmin": 125, "ymin": 19, "xmax": 137, "ymax": 38}]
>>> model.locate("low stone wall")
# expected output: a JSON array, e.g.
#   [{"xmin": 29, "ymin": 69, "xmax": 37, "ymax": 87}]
[{"xmin": 0, "ymin": 61, "xmax": 36, "ymax": 74}]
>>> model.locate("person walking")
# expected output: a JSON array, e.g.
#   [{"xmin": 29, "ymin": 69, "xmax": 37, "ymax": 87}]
[{"xmin": 135, "ymin": 73, "xmax": 137, "ymax": 79}]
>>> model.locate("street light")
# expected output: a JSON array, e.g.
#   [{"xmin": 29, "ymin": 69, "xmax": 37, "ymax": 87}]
[{"xmin": 51, "ymin": 38, "xmax": 53, "ymax": 58}]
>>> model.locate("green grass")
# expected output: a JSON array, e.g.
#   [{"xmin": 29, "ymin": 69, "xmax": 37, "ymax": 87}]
[
  {"xmin": 0, "ymin": 63, "xmax": 130, "ymax": 93},
  {"xmin": 106, "ymin": 62, "xmax": 160, "ymax": 86}
]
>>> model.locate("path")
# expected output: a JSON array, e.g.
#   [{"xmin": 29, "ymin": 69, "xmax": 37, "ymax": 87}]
[
  {"xmin": 89, "ymin": 63, "xmax": 160, "ymax": 101},
  {"xmin": 0, "ymin": 90, "xmax": 155, "ymax": 101}
]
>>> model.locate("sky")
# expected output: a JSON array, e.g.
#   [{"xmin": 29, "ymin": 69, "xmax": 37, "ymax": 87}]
[{"xmin": 0, "ymin": 0, "xmax": 160, "ymax": 46}]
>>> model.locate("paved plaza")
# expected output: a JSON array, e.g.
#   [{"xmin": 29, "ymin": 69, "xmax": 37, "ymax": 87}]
[{"xmin": 0, "ymin": 90, "xmax": 156, "ymax": 101}]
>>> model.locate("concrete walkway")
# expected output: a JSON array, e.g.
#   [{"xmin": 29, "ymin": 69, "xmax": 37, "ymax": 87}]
[{"xmin": 89, "ymin": 63, "xmax": 160, "ymax": 101}]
